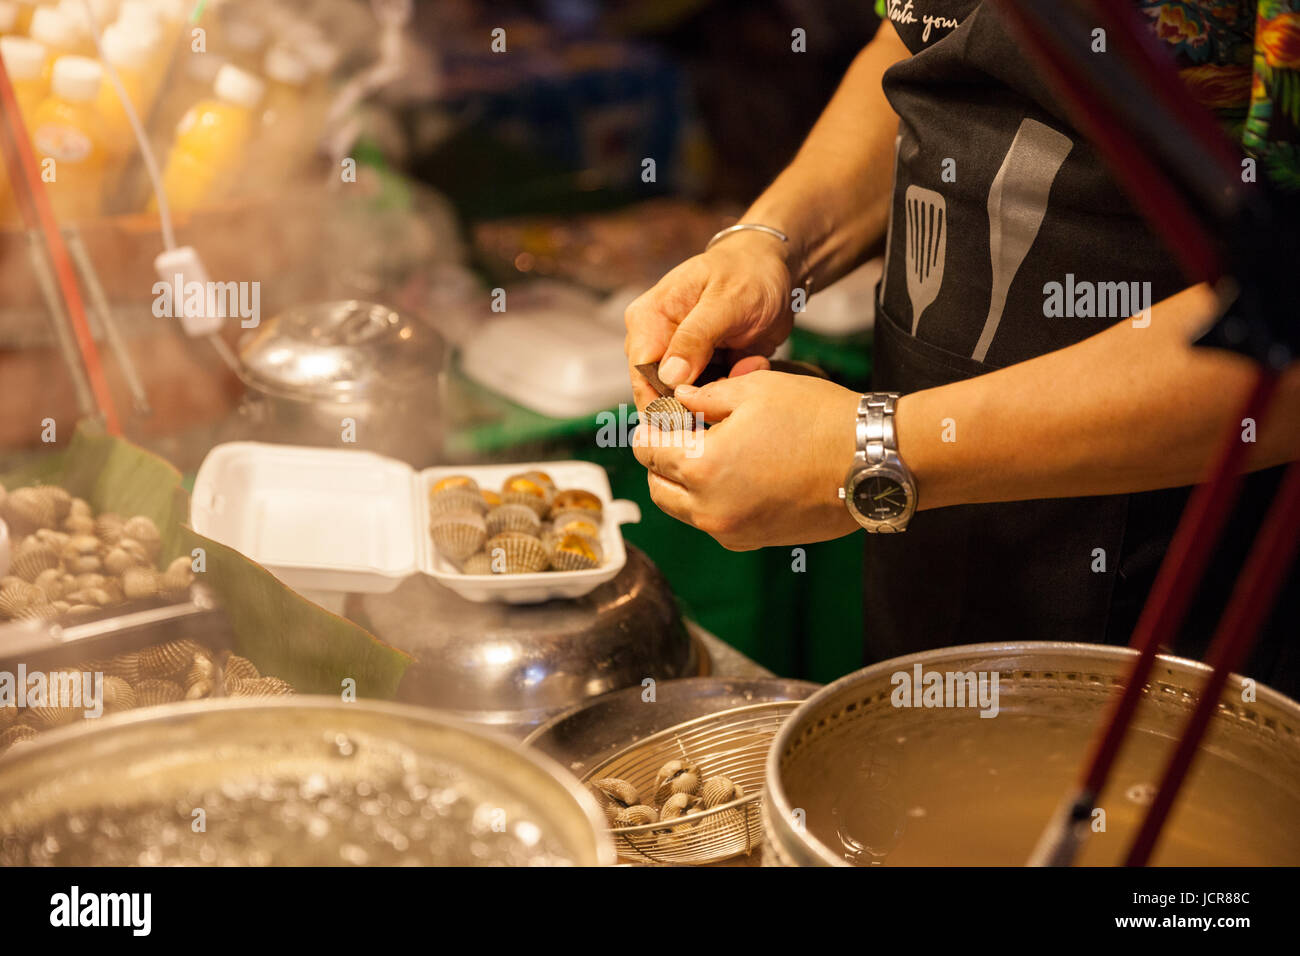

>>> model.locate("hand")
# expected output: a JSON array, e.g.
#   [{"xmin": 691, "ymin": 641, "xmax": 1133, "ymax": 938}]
[
  {"xmin": 632, "ymin": 370, "xmax": 863, "ymax": 550},
  {"xmin": 624, "ymin": 231, "xmax": 796, "ymax": 411}
]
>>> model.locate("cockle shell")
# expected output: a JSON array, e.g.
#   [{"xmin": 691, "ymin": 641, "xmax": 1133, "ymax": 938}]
[
  {"xmin": 2, "ymin": 487, "xmax": 58, "ymax": 535},
  {"xmin": 546, "ymin": 533, "xmax": 602, "ymax": 572},
  {"xmin": 550, "ymin": 512, "xmax": 602, "ymax": 539},
  {"xmin": 118, "ymin": 538, "xmax": 150, "ymax": 565},
  {"xmin": 137, "ymin": 639, "xmax": 202, "ymax": 679},
  {"xmin": 122, "ymin": 516, "xmax": 162, "ymax": 560},
  {"xmin": 102, "ymin": 547, "xmax": 137, "ymax": 576},
  {"xmin": 101, "ymin": 676, "xmax": 136, "ymax": 712},
  {"xmin": 33, "ymin": 485, "xmax": 72, "ymax": 522},
  {"xmin": 65, "ymin": 587, "xmax": 112, "ymax": 607},
  {"xmin": 33, "ymin": 528, "xmax": 70, "ymax": 549},
  {"xmin": 62, "ymin": 534, "xmax": 100, "ymax": 561},
  {"xmin": 550, "ymin": 489, "xmax": 602, "ymax": 517},
  {"xmin": 520, "ymin": 470, "xmax": 556, "ymax": 490},
  {"xmin": 659, "ymin": 792, "xmax": 704, "ymax": 822},
  {"xmin": 11, "ymin": 541, "xmax": 59, "ymax": 582},
  {"xmin": 14, "ymin": 603, "xmax": 60, "ymax": 622},
  {"xmin": 184, "ymin": 655, "xmax": 215, "ymax": 690},
  {"xmin": 226, "ymin": 676, "xmax": 294, "ymax": 697},
  {"xmin": 700, "ymin": 775, "xmax": 744, "ymax": 808},
  {"xmin": 26, "ymin": 702, "xmax": 82, "ymax": 728},
  {"xmin": 460, "ymin": 551, "xmax": 495, "ymax": 575},
  {"xmin": 484, "ymin": 532, "xmax": 549, "ymax": 574},
  {"xmin": 0, "ymin": 724, "xmax": 38, "ymax": 755},
  {"xmin": 63, "ymin": 514, "xmax": 95, "ymax": 536},
  {"xmin": 613, "ymin": 805, "xmax": 658, "ymax": 828},
  {"xmin": 428, "ymin": 488, "xmax": 488, "ymax": 517},
  {"xmin": 121, "ymin": 566, "xmax": 160, "ymax": 600},
  {"xmin": 161, "ymin": 556, "xmax": 195, "ymax": 595},
  {"xmin": 644, "ymin": 396, "xmax": 694, "ymax": 432},
  {"xmin": 33, "ymin": 568, "xmax": 66, "ymax": 600},
  {"xmin": 480, "ymin": 490, "xmax": 502, "ymax": 509},
  {"xmin": 223, "ymin": 654, "xmax": 260, "ymax": 682},
  {"xmin": 430, "ymin": 511, "xmax": 488, "ymax": 562},
  {"xmin": 69, "ymin": 498, "xmax": 92, "ymax": 518},
  {"xmin": 592, "ymin": 777, "xmax": 639, "ymax": 820},
  {"xmin": 185, "ymin": 680, "xmax": 213, "ymax": 700},
  {"xmin": 0, "ymin": 576, "xmax": 23, "ymax": 591},
  {"xmin": 430, "ymin": 475, "xmax": 479, "ymax": 496},
  {"xmin": 93, "ymin": 513, "xmax": 125, "ymax": 546},
  {"xmin": 83, "ymin": 653, "xmax": 141, "ymax": 683},
  {"xmin": 500, "ymin": 475, "xmax": 553, "ymax": 518},
  {"xmin": 133, "ymin": 679, "xmax": 184, "ymax": 707},
  {"xmin": 71, "ymin": 573, "xmax": 108, "ymax": 591},
  {"xmin": 0, "ymin": 581, "xmax": 46, "ymax": 619},
  {"xmin": 654, "ymin": 759, "xmax": 701, "ymax": 802},
  {"xmin": 485, "ymin": 504, "xmax": 541, "ymax": 538}
]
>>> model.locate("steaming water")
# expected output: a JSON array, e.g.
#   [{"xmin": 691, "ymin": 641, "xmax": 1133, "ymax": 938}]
[
  {"xmin": 0, "ymin": 735, "xmax": 575, "ymax": 866},
  {"xmin": 787, "ymin": 709, "xmax": 1300, "ymax": 866}
]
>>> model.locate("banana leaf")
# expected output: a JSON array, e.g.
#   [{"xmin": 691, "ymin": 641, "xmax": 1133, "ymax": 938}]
[{"xmin": 1, "ymin": 423, "xmax": 412, "ymax": 697}]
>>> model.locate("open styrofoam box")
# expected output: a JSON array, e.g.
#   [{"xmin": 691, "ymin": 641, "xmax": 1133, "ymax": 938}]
[{"xmin": 191, "ymin": 443, "xmax": 641, "ymax": 604}]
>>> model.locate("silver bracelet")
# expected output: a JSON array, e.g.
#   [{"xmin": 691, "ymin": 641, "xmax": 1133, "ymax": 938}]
[{"xmin": 706, "ymin": 223, "xmax": 789, "ymax": 251}]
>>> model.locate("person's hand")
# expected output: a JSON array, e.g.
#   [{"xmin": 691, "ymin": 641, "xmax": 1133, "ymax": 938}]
[
  {"xmin": 632, "ymin": 370, "xmax": 862, "ymax": 550},
  {"xmin": 624, "ymin": 231, "xmax": 796, "ymax": 411}
]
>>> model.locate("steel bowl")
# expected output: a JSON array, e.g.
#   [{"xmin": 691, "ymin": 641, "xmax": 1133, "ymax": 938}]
[
  {"xmin": 0, "ymin": 698, "xmax": 614, "ymax": 866},
  {"xmin": 764, "ymin": 642, "xmax": 1300, "ymax": 866}
]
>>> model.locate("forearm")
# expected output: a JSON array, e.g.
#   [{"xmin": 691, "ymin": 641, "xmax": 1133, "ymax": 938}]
[
  {"xmin": 897, "ymin": 283, "xmax": 1300, "ymax": 511},
  {"xmin": 739, "ymin": 23, "xmax": 907, "ymax": 290}
]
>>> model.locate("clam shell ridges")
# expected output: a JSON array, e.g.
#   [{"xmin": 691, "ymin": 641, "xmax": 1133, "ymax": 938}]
[
  {"xmin": 26, "ymin": 705, "xmax": 82, "ymax": 728},
  {"xmin": 485, "ymin": 533, "xmax": 549, "ymax": 574},
  {"xmin": 485, "ymin": 504, "xmax": 541, "ymax": 538},
  {"xmin": 102, "ymin": 676, "xmax": 136, "ymax": 711},
  {"xmin": 614, "ymin": 805, "xmax": 658, "ymax": 828},
  {"xmin": 593, "ymin": 777, "xmax": 639, "ymax": 808},
  {"xmin": 133, "ymin": 679, "xmax": 184, "ymax": 707},
  {"xmin": 138, "ymin": 640, "xmax": 202, "ymax": 679},
  {"xmin": 460, "ymin": 552, "xmax": 495, "ymax": 575},
  {"xmin": 428, "ymin": 488, "xmax": 488, "ymax": 517},
  {"xmin": 82, "ymin": 653, "xmax": 141, "ymax": 683},
  {"xmin": 547, "ymin": 534, "xmax": 602, "ymax": 572},
  {"xmin": 226, "ymin": 676, "xmax": 295, "ymax": 697},
  {"xmin": 223, "ymin": 655, "xmax": 260, "ymax": 682},
  {"xmin": 430, "ymin": 513, "xmax": 488, "ymax": 562},
  {"xmin": 12, "ymin": 543, "xmax": 59, "ymax": 582},
  {"xmin": 700, "ymin": 776, "xmax": 742, "ymax": 808},
  {"xmin": 0, "ymin": 724, "xmax": 38, "ymax": 754},
  {"xmin": 550, "ymin": 489, "xmax": 602, "ymax": 517},
  {"xmin": 645, "ymin": 396, "xmax": 694, "ymax": 432},
  {"xmin": 2, "ymin": 489, "xmax": 57, "ymax": 535},
  {"xmin": 549, "ymin": 511, "xmax": 603, "ymax": 537}
]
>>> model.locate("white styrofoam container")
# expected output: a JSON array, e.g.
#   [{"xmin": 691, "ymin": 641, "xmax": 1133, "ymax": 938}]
[{"xmin": 191, "ymin": 443, "xmax": 641, "ymax": 604}]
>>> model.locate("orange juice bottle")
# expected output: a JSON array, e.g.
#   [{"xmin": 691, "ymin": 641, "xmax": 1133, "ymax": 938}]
[
  {"xmin": 156, "ymin": 63, "xmax": 264, "ymax": 213},
  {"xmin": 97, "ymin": 22, "xmax": 153, "ymax": 172},
  {"xmin": 28, "ymin": 7, "xmax": 78, "ymax": 83},
  {"xmin": 1, "ymin": 34, "xmax": 48, "ymax": 121},
  {"xmin": 0, "ymin": 35, "xmax": 48, "ymax": 224},
  {"xmin": 30, "ymin": 54, "xmax": 107, "ymax": 221},
  {"xmin": 250, "ymin": 44, "xmax": 311, "ymax": 185}
]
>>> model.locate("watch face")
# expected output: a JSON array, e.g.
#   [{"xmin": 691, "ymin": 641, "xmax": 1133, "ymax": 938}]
[{"xmin": 853, "ymin": 474, "xmax": 909, "ymax": 521}]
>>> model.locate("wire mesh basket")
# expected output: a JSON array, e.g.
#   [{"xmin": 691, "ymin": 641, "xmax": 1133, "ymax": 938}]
[{"xmin": 581, "ymin": 701, "xmax": 800, "ymax": 865}]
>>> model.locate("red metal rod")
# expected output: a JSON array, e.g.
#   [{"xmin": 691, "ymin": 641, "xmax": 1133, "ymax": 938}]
[
  {"xmin": 1081, "ymin": 372, "xmax": 1278, "ymax": 798},
  {"xmin": 1126, "ymin": 454, "xmax": 1300, "ymax": 865},
  {"xmin": 0, "ymin": 52, "xmax": 121, "ymax": 435}
]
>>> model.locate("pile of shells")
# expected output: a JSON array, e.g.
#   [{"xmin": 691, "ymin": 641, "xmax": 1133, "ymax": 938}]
[
  {"xmin": 428, "ymin": 472, "xmax": 605, "ymax": 575},
  {"xmin": 0, "ymin": 640, "xmax": 295, "ymax": 759},
  {"xmin": 0, "ymin": 483, "xmax": 196, "ymax": 624},
  {"xmin": 591, "ymin": 760, "xmax": 748, "ymax": 850}
]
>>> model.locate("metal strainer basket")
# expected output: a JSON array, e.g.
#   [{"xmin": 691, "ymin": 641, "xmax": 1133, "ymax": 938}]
[{"xmin": 582, "ymin": 701, "xmax": 798, "ymax": 864}]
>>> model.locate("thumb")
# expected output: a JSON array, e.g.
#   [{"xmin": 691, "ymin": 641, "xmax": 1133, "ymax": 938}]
[
  {"xmin": 674, "ymin": 375, "xmax": 758, "ymax": 422},
  {"xmin": 658, "ymin": 293, "xmax": 734, "ymax": 387}
]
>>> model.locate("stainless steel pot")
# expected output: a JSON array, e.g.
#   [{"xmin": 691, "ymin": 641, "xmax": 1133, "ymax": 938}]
[
  {"xmin": 236, "ymin": 300, "xmax": 446, "ymax": 467},
  {"xmin": 0, "ymin": 698, "xmax": 614, "ymax": 866},
  {"xmin": 350, "ymin": 545, "xmax": 695, "ymax": 736},
  {"xmin": 763, "ymin": 642, "xmax": 1300, "ymax": 866}
]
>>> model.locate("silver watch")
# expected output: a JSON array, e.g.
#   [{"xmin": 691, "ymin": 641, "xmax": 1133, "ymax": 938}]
[{"xmin": 838, "ymin": 393, "xmax": 917, "ymax": 533}]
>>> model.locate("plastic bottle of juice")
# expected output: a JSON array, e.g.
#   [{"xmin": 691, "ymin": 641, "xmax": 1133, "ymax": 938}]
[
  {"xmin": 28, "ymin": 7, "xmax": 78, "ymax": 82},
  {"xmin": 0, "ymin": 35, "xmax": 48, "ymax": 224},
  {"xmin": 57, "ymin": 0, "xmax": 116, "ymax": 54},
  {"xmin": 0, "ymin": 34, "xmax": 47, "ymax": 121},
  {"xmin": 156, "ymin": 63, "xmax": 264, "ymax": 213},
  {"xmin": 96, "ymin": 21, "xmax": 151, "ymax": 159},
  {"xmin": 29, "ymin": 54, "xmax": 107, "ymax": 221},
  {"xmin": 249, "ymin": 44, "xmax": 311, "ymax": 185},
  {"xmin": 109, "ymin": 6, "xmax": 162, "ymax": 107}
]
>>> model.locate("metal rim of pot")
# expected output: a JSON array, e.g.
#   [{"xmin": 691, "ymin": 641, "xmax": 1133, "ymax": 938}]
[
  {"xmin": 0, "ymin": 695, "xmax": 617, "ymax": 866},
  {"xmin": 762, "ymin": 640, "xmax": 1300, "ymax": 867}
]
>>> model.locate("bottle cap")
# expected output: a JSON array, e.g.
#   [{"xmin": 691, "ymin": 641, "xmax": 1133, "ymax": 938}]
[
  {"xmin": 263, "ymin": 45, "xmax": 308, "ymax": 87},
  {"xmin": 51, "ymin": 55, "xmax": 103, "ymax": 102},
  {"xmin": 101, "ymin": 22, "xmax": 152, "ymax": 66},
  {"xmin": 213, "ymin": 62, "xmax": 264, "ymax": 109},
  {"xmin": 0, "ymin": 36, "xmax": 46, "ymax": 81},
  {"xmin": 29, "ymin": 7, "xmax": 79, "ymax": 50}
]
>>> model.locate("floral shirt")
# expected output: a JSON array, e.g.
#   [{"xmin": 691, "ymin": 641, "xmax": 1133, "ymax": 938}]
[{"xmin": 876, "ymin": 0, "xmax": 1300, "ymax": 189}]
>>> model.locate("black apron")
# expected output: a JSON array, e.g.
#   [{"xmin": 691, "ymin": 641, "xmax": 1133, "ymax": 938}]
[{"xmin": 864, "ymin": 1, "xmax": 1299, "ymax": 697}]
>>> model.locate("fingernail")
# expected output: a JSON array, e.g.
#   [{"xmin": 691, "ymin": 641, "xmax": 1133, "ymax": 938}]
[
  {"xmin": 675, "ymin": 384, "xmax": 698, "ymax": 398},
  {"xmin": 658, "ymin": 356, "xmax": 688, "ymax": 386}
]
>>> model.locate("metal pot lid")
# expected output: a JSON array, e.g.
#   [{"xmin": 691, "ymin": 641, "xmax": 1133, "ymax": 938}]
[{"xmin": 239, "ymin": 300, "xmax": 440, "ymax": 400}]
